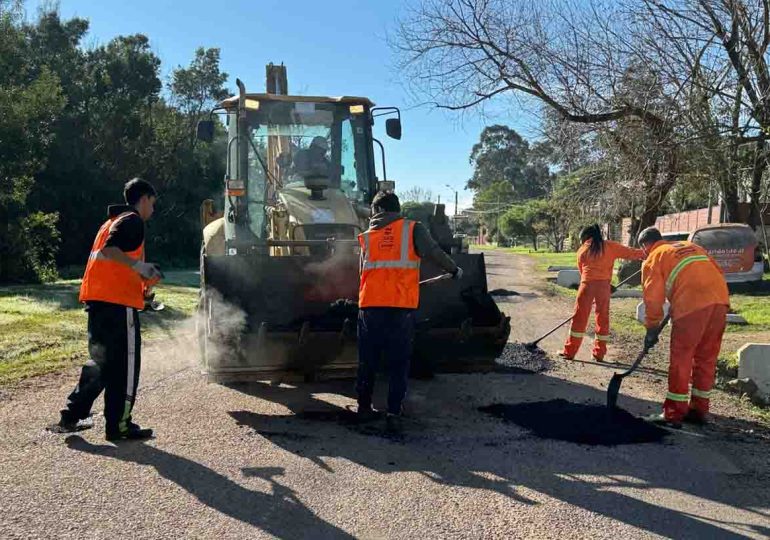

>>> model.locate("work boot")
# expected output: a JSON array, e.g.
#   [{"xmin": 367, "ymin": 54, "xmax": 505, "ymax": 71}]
[
  {"xmin": 353, "ymin": 405, "xmax": 382, "ymax": 423},
  {"xmin": 643, "ymin": 413, "xmax": 682, "ymax": 429},
  {"xmin": 592, "ymin": 355, "xmax": 605, "ymax": 363},
  {"xmin": 385, "ymin": 413, "xmax": 403, "ymax": 435},
  {"xmin": 47, "ymin": 414, "xmax": 93, "ymax": 434},
  {"xmin": 556, "ymin": 351, "xmax": 574, "ymax": 361},
  {"xmin": 106, "ymin": 422, "xmax": 154, "ymax": 442},
  {"xmin": 683, "ymin": 409, "xmax": 708, "ymax": 426}
]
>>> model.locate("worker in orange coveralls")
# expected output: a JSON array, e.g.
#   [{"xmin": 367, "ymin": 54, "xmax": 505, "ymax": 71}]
[
  {"xmin": 637, "ymin": 227, "xmax": 729, "ymax": 427},
  {"xmin": 559, "ymin": 225, "xmax": 645, "ymax": 362}
]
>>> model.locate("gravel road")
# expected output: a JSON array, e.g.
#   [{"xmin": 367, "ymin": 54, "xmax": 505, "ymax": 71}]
[{"xmin": 1, "ymin": 250, "xmax": 769, "ymax": 539}]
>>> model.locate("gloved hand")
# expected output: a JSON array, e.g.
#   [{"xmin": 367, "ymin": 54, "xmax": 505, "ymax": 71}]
[
  {"xmin": 644, "ymin": 328, "xmax": 660, "ymax": 351},
  {"xmin": 133, "ymin": 261, "xmax": 162, "ymax": 280},
  {"xmin": 452, "ymin": 267, "xmax": 464, "ymax": 280}
]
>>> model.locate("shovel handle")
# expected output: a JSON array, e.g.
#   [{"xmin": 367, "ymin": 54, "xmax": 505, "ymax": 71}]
[
  {"xmin": 419, "ymin": 273, "xmax": 453, "ymax": 286},
  {"xmin": 611, "ymin": 268, "xmax": 642, "ymax": 294},
  {"xmin": 618, "ymin": 314, "xmax": 671, "ymax": 378}
]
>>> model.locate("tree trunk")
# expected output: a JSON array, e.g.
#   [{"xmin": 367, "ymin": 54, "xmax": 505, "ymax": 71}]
[{"xmin": 749, "ymin": 137, "xmax": 767, "ymax": 229}]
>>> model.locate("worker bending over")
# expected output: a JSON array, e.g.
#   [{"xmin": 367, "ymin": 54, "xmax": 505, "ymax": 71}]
[
  {"xmin": 357, "ymin": 191, "xmax": 462, "ymax": 433},
  {"xmin": 559, "ymin": 225, "xmax": 645, "ymax": 362},
  {"xmin": 51, "ymin": 178, "xmax": 162, "ymax": 440},
  {"xmin": 638, "ymin": 227, "xmax": 729, "ymax": 427}
]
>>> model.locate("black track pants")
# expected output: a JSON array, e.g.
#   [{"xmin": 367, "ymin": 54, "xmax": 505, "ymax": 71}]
[{"xmin": 61, "ymin": 302, "xmax": 141, "ymax": 434}]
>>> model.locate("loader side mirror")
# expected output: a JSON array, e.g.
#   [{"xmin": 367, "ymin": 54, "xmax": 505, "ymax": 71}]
[
  {"xmin": 386, "ymin": 118, "xmax": 402, "ymax": 140},
  {"xmin": 197, "ymin": 120, "xmax": 215, "ymax": 142}
]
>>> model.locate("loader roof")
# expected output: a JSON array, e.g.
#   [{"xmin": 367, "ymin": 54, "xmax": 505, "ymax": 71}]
[{"xmin": 218, "ymin": 93, "xmax": 374, "ymax": 109}]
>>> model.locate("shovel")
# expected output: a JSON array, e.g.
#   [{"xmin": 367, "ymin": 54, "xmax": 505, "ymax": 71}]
[
  {"xmin": 524, "ymin": 269, "xmax": 642, "ymax": 350},
  {"xmin": 607, "ymin": 314, "xmax": 670, "ymax": 409}
]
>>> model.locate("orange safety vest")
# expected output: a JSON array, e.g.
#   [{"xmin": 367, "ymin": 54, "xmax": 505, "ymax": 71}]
[
  {"xmin": 79, "ymin": 212, "xmax": 145, "ymax": 309},
  {"xmin": 358, "ymin": 218, "xmax": 420, "ymax": 309}
]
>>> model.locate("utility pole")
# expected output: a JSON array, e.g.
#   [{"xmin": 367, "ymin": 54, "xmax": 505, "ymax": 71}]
[{"xmin": 445, "ymin": 184, "xmax": 459, "ymax": 234}]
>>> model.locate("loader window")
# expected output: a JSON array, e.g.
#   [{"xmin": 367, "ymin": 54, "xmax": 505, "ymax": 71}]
[{"xmin": 231, "ymin": 101, "xmax": 374, "ymax": 238}]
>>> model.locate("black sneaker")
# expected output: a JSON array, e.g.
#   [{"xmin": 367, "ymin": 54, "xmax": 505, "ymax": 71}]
[
  {"xmin": 106, "ymin": 423, "xmax": 154, "ymax": 442},
  {"xmin": 385, "ymin": 413, "xmax": 403, "ymax": 434},
  {"xmin": 47, "ymin": 415, "xmax": 93, "ymax": 434}
]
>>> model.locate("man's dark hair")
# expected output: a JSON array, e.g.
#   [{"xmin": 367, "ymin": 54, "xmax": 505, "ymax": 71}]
[
  {"xmin": 124, "ymin": 178, "xmax": 157, "ymax": 206},
  {"xmin": 637, "ymin": 226, "xmax": 663, "ymax": 246},
  {"xmin": 371, "ymin": 191, "xmax": 400, "ymax": 213}
]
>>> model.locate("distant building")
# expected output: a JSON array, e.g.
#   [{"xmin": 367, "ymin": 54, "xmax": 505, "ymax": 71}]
[{"xmin": 619, "ymin": 204, "xmax": 770, "ymax": 248}]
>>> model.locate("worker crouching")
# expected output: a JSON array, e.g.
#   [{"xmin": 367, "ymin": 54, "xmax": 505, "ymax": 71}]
[
  {"xmin": 356, "ymin": 191, "xmax": 462, "ymax": 433},
  {"xmin": 638, "ymin": 227, "xmax": 729, "ymax": 427},
  {"xmin": 559, "ymin": 225, "xmax": 645, "ymax": 361}
]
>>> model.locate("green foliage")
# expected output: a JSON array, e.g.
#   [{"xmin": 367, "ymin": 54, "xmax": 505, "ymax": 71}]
[
  {"xmin": 1, "ymin": 7, "xmax": 228, "ymax": 282},
  {"xmin": 402, "ymin": 201, "xmax": 435, "ymax": 224}
]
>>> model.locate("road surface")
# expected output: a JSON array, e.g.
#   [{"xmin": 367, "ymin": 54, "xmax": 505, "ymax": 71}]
[{"xmin": 1, "ymin": 250, "xmax": 769, "ymax": 539}]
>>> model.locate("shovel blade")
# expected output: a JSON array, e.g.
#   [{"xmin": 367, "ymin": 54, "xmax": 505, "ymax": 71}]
[{"xmin": 607, "ymin": 374, "xmax": 623, "ymax": 409}]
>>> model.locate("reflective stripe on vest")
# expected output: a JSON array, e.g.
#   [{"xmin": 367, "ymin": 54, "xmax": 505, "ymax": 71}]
[
  {"xmin": 665, "ymin": 255, "xmax": 710, "ymax": 295},
  {"xmin": 358, "ymin": 219, "xmax": 420, "ymax": 309},
  {"xmin": 361, "ymin": 220, "xmax": 420, "ymax": 270},
  {"xmin": 79, "ymin": 212, "xmax": 145, "ymax": 309}
]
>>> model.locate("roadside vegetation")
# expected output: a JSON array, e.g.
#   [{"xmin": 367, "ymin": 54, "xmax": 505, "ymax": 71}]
[{"xmin": 0, "ymin": 272, "xmax": 199, "ymax": 384}]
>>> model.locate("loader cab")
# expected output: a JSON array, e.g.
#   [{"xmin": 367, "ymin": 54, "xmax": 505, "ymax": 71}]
[{"xmin": 214, "ymin": 94, "xmax": 387, "ymax": 249}]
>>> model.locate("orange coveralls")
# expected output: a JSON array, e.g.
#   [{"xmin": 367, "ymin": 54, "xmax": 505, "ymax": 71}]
[
  {"xmin": 562, "ymin": 240, "xmax": 645, "ymax": 360},
  {"xmin": 642, "ymin": 240, "xmax": 729, "ymax": 422}
]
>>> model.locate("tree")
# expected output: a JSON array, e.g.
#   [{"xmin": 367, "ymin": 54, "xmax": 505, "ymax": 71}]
[
  {"xmin": 170, "ymin": 47, "xmax": 229, "ymax": 148},
  {"xmin": 394, "ymin": 1, "xmax": 696, "ymax": 235},
  {"xmin": 400, "ymin": 186, "xmax": 434, "ymax": 203},
  {"xmin": 0, "ymin": 3, "xmax": 65, "ymax": 282},
  {"xmin": 401, "ymin": 201, "xmax": 436, "ymax": 224},
  {"xmin": 500, "ymin": 203, "xmax": 540, "ymax": 249}
]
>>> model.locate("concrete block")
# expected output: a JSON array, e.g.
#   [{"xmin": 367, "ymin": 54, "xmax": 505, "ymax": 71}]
[
  {"xmin": 547, "ymin": 265, "xmax": 577, "ymax": 272},
  {"xmin": 556, "ymin": 269, "xmax": 581, "ymax": 288},
  {"xmin": 726, "ymin": 313, "xmax": 748, "ymax": 325},
  {"xmin": 738, "ymin": 344, "xmax": 770, "ymax": 399},
  {"xmin": 635, "ymin": 302, "xmax": 670, "ymax": 324},
  {"xmin": 612, "ymin": 289, "xmax": 642, "ymax": 298}
]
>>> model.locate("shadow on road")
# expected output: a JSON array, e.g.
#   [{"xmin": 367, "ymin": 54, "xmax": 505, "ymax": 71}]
[
  {"xmin": 65, "ymin": 435, "xmax": 353, "ymax": 539},
  {"xmin": 226, "ymin": 375, "xmax": 770, "ymax": 539}
]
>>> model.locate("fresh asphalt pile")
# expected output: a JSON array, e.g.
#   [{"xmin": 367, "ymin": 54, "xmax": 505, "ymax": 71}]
[
  {"xmin": 479, "ymin": 399, "xmax": 668, "ymax": 446},
  {"xmin": 494, "ymin": 343, "xmax": 553, "ymax": 373}
]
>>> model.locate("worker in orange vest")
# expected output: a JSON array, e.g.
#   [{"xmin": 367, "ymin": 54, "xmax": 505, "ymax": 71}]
[
  {"xmin": 356, "ymin": 191, "xmax": 462, "ymax": 433},
  {"xmin": 559, "ymin": 224, "xmax": 645, "ymax": 361},
  {"xmin": 50, "ymin": 178, "xmax": 162, "ymax": 441},
  {"xmin": 638, "ymin": 227, "xmax": 729, "ymax": 427}
]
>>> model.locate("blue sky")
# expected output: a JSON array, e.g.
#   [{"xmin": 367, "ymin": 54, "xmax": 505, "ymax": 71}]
[{"xmin": 26, "ymin": 0, "xmax": 537, "ymax": 209}]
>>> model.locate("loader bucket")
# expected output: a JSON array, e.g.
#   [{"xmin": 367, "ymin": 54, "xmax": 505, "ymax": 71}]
[{"xmin": 199, "ymin": 251, "xmax": 510, "ymax": 382}]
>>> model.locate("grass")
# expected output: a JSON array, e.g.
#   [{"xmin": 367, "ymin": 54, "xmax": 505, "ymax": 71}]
[{"xmin": 0, "ymin": 271, "xmax": 199, "ymax": 385}]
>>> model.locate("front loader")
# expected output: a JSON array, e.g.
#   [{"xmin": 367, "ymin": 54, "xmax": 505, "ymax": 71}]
[{"xmin": 196, "ymin": 66, "xmax": 510, "ymax": 382}]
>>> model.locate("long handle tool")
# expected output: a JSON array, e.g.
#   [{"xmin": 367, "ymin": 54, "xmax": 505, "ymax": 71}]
[
  {"xmin": 524, "ymin": 269, "xmax": 642, "ymax": 350},
  {"xmin": 419, "ymin": 272, "xmax": 453, "ymax": 286},
  {"xmin": 607, "ymin": 314, "xmax": 670, "ymax": 409}
]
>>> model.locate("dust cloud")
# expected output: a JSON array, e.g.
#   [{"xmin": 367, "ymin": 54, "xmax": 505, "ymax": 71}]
[{"xmin": 139, "ymin": 289, "xmax": 247, "ymax": 382}]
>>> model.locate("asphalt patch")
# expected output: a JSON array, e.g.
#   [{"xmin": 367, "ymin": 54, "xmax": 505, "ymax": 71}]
[
  {"xmin": 479, "ymin": 399, "xmax": 668, "ymax": 446},
  {"xmin": 495, "ymin": 343, "xmax": 552, "ymax": 373},
  {"xmin": 489, "ymin": 288, "xmax": 520, "ymax": 296}
]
